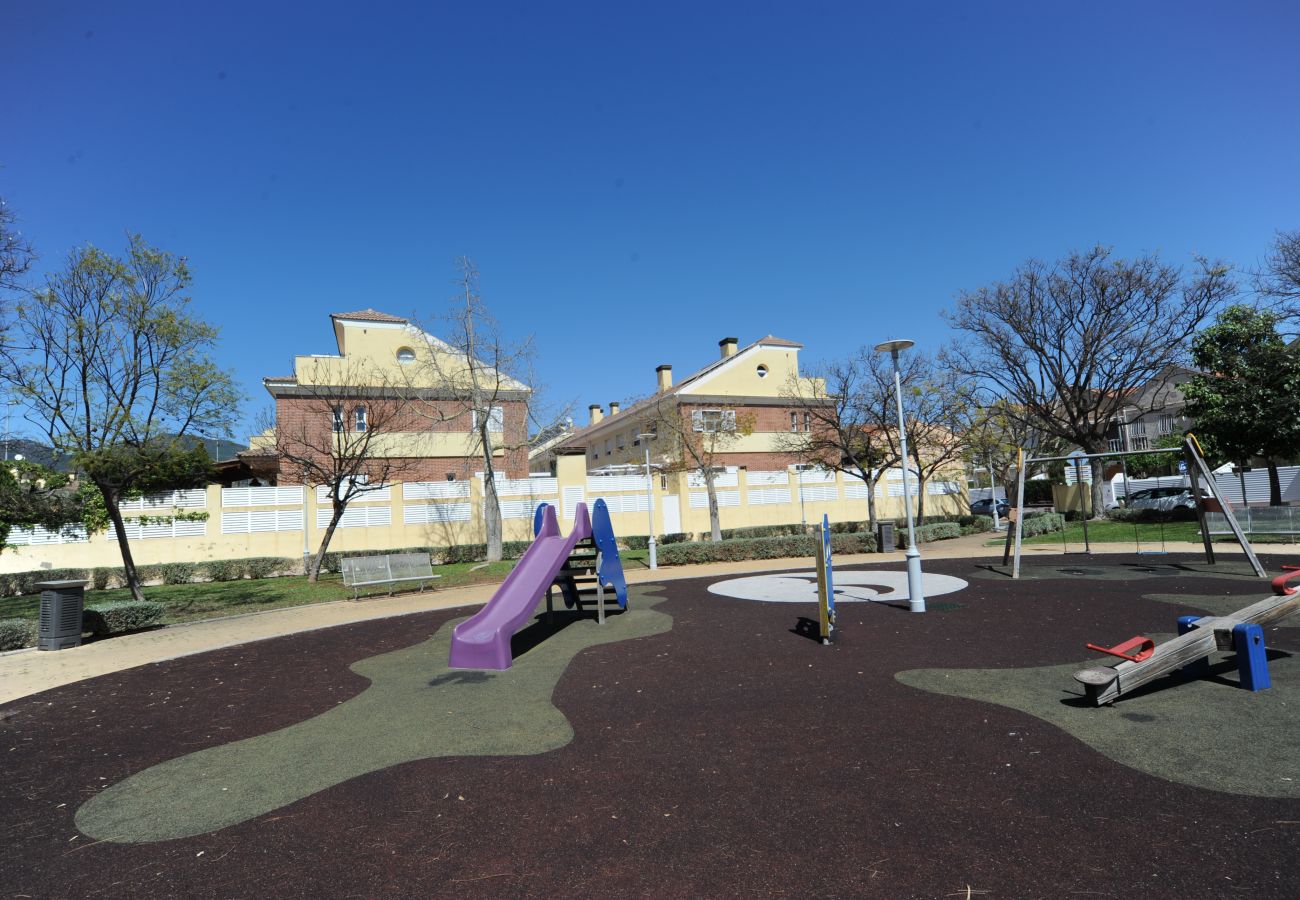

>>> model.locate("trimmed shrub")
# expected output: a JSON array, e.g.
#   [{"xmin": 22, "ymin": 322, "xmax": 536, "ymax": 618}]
[
  {"xmin": 720, "ymin": 524, "xmax": 808, "ymax": 540},
  {"xmin": 1021, "ymin": 512, "xmax": 1066, "ymax": 537},
  {"xmin": 660, "ymin": 532, "xmax": 690, "ymax": 545},
  {"xmin": 90, "ymin": 567, "xmax": 123, "ymax": 591},
  {"xmin": 0, "ymin": 568, "xmax": 91, "ymax": 598},
  {"xmin": 622, "ymin": 535, "xmax": 649, "ymax": 551},
  {"xmin": 1105, "ymin": 507, "xmax": 1197, "ymax": 524},
  {"xmin": 159, "ymin": 562, "xmax": 197, "ymax": 585},
  {"xmin": 244, "ymin": 557, "xmax": 288, "ymax": 579},
  {"xmin": 83, "ymin": 600, "xmax": 165, "ymax": 636},
  {"xmin": 659, "ymin": 532, "xmax": 876, "ymax": 566},
  {"xmin": 0, "ymin": 618, "xmax": 36, "ymax": 651},
  {"xmin": 204, "ymin": 559, "xmax": 245, "ymax": 582},
  {"xmin": 897, "ymin": 522, "xmax": 962, "ymax": 548},
  {"xmin": 1022, "ymin": 480, "xmax": 1056, "ymax": 505}
]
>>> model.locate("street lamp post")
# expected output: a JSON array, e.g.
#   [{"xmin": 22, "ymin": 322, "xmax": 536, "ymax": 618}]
[
  {"xmin": 637, "ymin": 433, "xmax": 657, "ymax": 569},
  {"xmin": 874, "ymin": 339, "xmax": 925, "ymax": 613}
]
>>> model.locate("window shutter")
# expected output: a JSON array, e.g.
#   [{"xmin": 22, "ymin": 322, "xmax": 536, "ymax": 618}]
[{"xmin": 692, "ymin": 411, "xmax": 704, "ymax": 432}]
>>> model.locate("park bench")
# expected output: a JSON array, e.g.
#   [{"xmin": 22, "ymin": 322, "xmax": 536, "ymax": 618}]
[{"xmin": 340, "ymin": 552, "xmax": 440, "ymax": 600}]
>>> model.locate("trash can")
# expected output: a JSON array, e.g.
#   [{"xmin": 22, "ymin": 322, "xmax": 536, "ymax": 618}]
[
  {"xmin": 875, "ymin": 522, "xmax": 895, "ymax": 552},
  {"xmin": 37, "ymin": 580, "xmax": 87, "ymax": 651}
]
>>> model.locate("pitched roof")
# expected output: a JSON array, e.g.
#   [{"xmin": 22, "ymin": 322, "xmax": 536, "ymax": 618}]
[
  {"xmin": 554, "ymin": 334, "xmax": 803, "ymax": 449},
  {"xmin": 329, "ymin": 309, "xmax": 408, "ymax": 324}
]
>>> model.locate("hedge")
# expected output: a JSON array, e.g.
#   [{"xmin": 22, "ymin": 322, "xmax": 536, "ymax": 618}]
[
  {"xmin": 82, "ymin": 600, "xmax": 165, "ymax": 636},
  {"xmin": 896, "ymin": 521, "xmax": 962, "ymax": 548},
  {"xmin": 1105, "ymin": 507, "xmax": 1198, "ymax": 524},
  {"xmin": 658, "ymin": 533, "xmax": 876, "ymax": 566},
  {"xmin": 0, "ymin": 568, "xmax": 91, "ymax": 599},
  {"xmin": 1020, "ymin": 512, "xmax": 1066, "ymax": 536},
  {"xmin": 720, "ymin": 524, "xmax": 808, "ymax": 540},
  {"xmin": 0, "ymin": 618, "xmax": 36, "ymax": 651}
]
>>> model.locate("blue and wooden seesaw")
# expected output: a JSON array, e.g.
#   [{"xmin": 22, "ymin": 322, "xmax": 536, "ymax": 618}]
[{"xmin": 1073, "ymin": 566, "xmax": 1300, "ymax": 706}]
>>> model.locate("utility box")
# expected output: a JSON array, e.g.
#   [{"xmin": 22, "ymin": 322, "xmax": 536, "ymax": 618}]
[
  {"xmin": 876, "ymin": 522, "xmax": 895, "ymax": 552},
  {"xmin": 37, "ymin": 580, "xmax": 87, "ymax": 651}
]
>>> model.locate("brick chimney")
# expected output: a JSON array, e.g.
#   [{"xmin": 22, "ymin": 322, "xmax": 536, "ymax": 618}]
[
  {"xmin": 719, "ymin": 337, "xmax": 739, "ymax": 358},
  {"xmin": 588, "ymin": 404, "xmax": 603, "ymax": 426},
  {"xmin": 609, "ymin": 401, "xmax": 620, "ymax": 416},
  {"xmin": 656, "ymin": 364, "xmax": 673, "ymax": 392}
]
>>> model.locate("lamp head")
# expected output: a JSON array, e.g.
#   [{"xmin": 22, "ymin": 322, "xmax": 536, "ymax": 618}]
[{"xmin": 873, "ymin": 339, "xmax": 915, "ymax": 355}]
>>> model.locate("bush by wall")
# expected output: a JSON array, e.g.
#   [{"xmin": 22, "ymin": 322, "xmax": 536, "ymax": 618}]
[
  {"xmin": 1020, "ymin": 512, "xmax": 1066, "ymax": 536},
  {"xmin": 204, "ymin": 559, "xmax": 245, "ymax": 582},
  {"xmin": 243, "ymin": 557, "xmax": 288, "ymax": 579},
  {"xmin": 660, "ymin": 532, "xmax": 690, "ymax": 545},
  {"xmin": 658, "ymin": 532, "xmax": 876, "ymax": 566},
  {"xmin": 1105, "ymin": 507, "xmax": 1197, "ymax": 524},
  {"xmin": 1023, "ymin": 480, "xmax": 1056, "ymax": 505},
  {"xmin": 719, "ymin": 524, "xmax": 808, "ymax": 540},
  {"xmin": 0, "ymin": 568, "xmax": 91, "ymax": 599},
  {"xmin": 896, "ymin": 522, "xmax": 962, "ymax": 548},
  {"xmin": 0, "ymin": 617, "xmax": 36, "ymax": 651},
  {"xmin": 82, "ymin": 600, "xmax": 165, "ymax": 636},
  {"xmin": 159, "ymin": 561, "xmax": 198, "ymax": 585}
]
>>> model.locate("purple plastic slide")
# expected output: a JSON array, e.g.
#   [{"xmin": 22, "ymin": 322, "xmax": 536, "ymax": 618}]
[{"xmin": 448, "ymin": 502, "xmax": 592, "ymax": 670}]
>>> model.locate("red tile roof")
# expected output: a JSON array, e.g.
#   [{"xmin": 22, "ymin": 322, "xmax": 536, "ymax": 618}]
[{"xmin": 329, "ymin": 309, "xmax": 408, "ymax": 324}]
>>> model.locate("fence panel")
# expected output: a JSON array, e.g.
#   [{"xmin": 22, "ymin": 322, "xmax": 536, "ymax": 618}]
[
  {"xmin": 223, "ymin": 509, "xmax": 304, "ymax": 534},
  {"xmin": 405, "ymin": 481, "xmax": 470, "ymax": 500},
  {"xmin": 222, "ymin": 486, "xmax": 303, "ymax": 507}
]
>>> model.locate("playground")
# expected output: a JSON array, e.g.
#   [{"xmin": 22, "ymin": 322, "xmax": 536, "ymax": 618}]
[{"xmin": 3, "ymin": 527, "xmax": 1299, "ymax": 896}]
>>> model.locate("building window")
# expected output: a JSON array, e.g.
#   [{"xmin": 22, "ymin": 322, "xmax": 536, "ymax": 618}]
[
  {"xmin": 354, "ymin": 406, "xmax": 367, "ymax": 432},
  {"xmin": 693, "ymin": 409, "xmax": 736, "ymax": 433},
  {"xmin": 756, "ymin": 365, "xmax": 768, "ymax": 378},
  {"xmin": 332, "ymin": 406, "xmax": 344, "ymax": 433},
  {"xmin": 605, "ymin": 439, "xmax": 613, "ymax": 454},
  {"xmin": 804, "ymin": 412, "xmax": 811, "ymax": 433},
  {"xmin": 790, "ymin": 411, "xmax": 798, "ymax": 432},
  {"xmin": 617, "ymin": 432, "xmax": 625, "ymax": 449},
  {"xmin": 472, "ymin": 406, "xmax": 505, "ymax": 432},
  {"xmin": 396, "ymin": 347, "xmax": 416, "ymax": 363},
  {"xmin": 1157, "ymin": 413, "xmax": 1176, "ymax": 435}
]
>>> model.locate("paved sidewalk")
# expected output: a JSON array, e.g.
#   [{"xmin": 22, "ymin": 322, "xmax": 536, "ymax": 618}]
[{"xmin": 0, "ymin": 533, "xmax": 1240, "ymax": 705}]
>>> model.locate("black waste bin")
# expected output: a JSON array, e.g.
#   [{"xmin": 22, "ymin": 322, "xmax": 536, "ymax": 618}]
[
  {"xmin": 37, "ymin": 580, "xmax": 87, "ymax": 651},
  {"xmin": 875, "ymin": 522, "xmax": 895, "ymax": 552}
]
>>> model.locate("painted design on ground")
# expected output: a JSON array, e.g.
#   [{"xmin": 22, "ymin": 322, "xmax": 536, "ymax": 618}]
[
  {"xmin": 707, "ymin": 570, "xmax": 968, "ymax": 604},
  {"xmin": 897, "ymin": 645, "xmax": 1300, "ymax": 799},
  {"xmin": 969, "ymin": 562, "xmax": 1267, "ymax": 583},
  {"xmin": 76, "ymin": 588, "xmax": 672, "ymax": 843}
]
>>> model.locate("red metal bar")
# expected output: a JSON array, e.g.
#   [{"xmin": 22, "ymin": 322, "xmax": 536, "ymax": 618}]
[
  {"xmin": 1085, "ymin": 636, "xmax": 1156, "ymax": 662},
  {"xmin": 1271, "ymin": 565, "xmax": 1300, "ymax": 596}
]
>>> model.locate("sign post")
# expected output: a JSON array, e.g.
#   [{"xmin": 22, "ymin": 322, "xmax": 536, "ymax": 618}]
[{"xmin": 815, "ymin": 514, "xmax": 836, "ymax": 644}]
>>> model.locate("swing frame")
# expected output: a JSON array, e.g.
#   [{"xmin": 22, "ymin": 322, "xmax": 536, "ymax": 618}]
[{"xmin": 1003, "ymin": 435, "xmax": 1265, "ymax": 579}]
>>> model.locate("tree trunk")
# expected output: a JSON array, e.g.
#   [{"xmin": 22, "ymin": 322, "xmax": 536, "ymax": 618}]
[
  {"xmin": 309, "ymin": 503, "xmax": 345, "ymax": 582},
  {"xmin": 1267, "ymin": 458, "xmax": 1282, "ymax": 507},
  {"xmin": 1238, "ymin": 460, "xmax": 1249, "ymax": 510},
  {"xmin": 705, "ymin": 470, "xmax": 722, "ymax": 542},
  {"xmin": 1089, "ymin": 457, "xmax": 1106, "ymax": 520},
  {"xmin": 100, "ymin": 485, "xmax": 146, "ymax": 602},
  {"xmin": 483, "ymin": 475, "xmax": 503, "ymax": 562},
  {"xmin": 862, "ymin": 467, "xmax": 879, "ymax": 530}
]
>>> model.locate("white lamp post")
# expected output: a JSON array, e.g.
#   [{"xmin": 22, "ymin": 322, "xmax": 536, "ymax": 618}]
[
  {"xmin": 874, "ymin": 338, "xmax": 925, "ymax": 613},
  {"xmin": 637, "ymin": 432, "xmax": 657, "ymax": 569}
]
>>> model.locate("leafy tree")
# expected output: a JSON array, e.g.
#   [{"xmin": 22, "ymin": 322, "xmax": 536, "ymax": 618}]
[
  {"xmin": 775, "ymin": 348, "xmax": 900, "ymax": 529},
  {"xmin": 1181, "ymin": 305, "xmax": 1300, "ymax": 506},
  {"xmin": 0, "ymin": 459, "xmax": 82, "ymax": 550},
  {"xmin": 0, "ymin": 236, "xmax": 239, "ymax": 600},
  {"xmin": 945, "ymin": 246, "xmax": 1232, "ymax": 518}
]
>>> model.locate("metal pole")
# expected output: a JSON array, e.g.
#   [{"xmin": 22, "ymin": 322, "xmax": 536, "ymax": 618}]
[
  {"xmin": 988, "ymin": 454, "xmax": 1002, "ymax": 531},
  {"xmin": 1074, "ymin": 457, "xmax": 1091, "ymax": 553},
  {"xmin": 890, "ymin": 348, "xmax": 925, "ymax": 612},
  {"xmin": 644, "ymin": 443, "xmax": 657, "ymax": 570}
]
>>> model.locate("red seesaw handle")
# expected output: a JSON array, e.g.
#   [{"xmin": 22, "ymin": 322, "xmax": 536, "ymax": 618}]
[
  {"xmin": 1086, "ymin": 636, "xmax": 1156, "ymax": 663},
  {"xmin": 1273, "ymin": 566, "xmax": 1300, "ymax": 596}
]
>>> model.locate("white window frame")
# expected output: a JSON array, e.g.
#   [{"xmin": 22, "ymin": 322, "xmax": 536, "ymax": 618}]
[
  {"xmin": 354, "ymin": 406, "xmax": 367, "ymax": 432},
  {"xmin": 332, "ymin": 406, "xmax": 344, "ymax": 433},
  {"xmin": 472, "ymin": 406, "xmax": 505, "ymax": 432},
  {"xmin": 693, "ymin": 409, "xmax": 736, "ymax": 433}
]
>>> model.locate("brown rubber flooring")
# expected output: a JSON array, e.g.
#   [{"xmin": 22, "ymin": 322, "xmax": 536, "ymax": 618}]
[{"xmin": 3, "ymin": 552, "xmax": 1299, "ymax": 898}]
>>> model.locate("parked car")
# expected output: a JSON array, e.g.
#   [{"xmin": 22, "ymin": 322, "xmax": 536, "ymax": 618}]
[
  {"xmin": 970, "ymin": 497, "xmax": 1011, "ymax": 518},
  {"xmin": 1126, "ymin": 487, "xmax": 1196, "ymax": 511}
]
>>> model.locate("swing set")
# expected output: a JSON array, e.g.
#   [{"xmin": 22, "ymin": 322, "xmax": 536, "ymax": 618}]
[{"xmin": 1002, "ymin": 435, "xmax": 1266, "ymax": 579}]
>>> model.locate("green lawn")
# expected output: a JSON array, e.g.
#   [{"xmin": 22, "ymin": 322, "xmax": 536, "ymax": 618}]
[
  {"xmin": 991, "ymin": 519, "xmax": 1204, "ymax": 547},
  {"xmin": 0, "ymin": 548, "xmax": 655, "ymax": 627}
]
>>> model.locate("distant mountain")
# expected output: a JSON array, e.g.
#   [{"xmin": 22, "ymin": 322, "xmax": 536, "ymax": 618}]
[{"xmin": 2, "ymin": 435, "xmax": 247, "ymax": 471}]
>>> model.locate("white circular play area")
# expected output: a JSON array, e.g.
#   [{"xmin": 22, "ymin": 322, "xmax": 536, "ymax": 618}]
[{"xmin": 707, "ymin": 570, "xmax": 969, "ymax": 604}]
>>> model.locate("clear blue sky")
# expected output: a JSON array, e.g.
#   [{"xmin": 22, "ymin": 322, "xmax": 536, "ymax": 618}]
[{"xmin": 6, "ymin": 1, "xmax": 1298, "ymax": 442}]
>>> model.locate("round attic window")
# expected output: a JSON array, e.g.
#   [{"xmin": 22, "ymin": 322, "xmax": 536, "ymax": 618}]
[
  {"xmin": 756, "ymin": 364, "xmax": 769, "ymax": 378},
  {"xmin": 396, "ymin": 347, "xmax": 416, "ymax": 363}
]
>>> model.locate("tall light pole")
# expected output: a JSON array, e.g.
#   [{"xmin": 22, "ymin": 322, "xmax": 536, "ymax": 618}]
[
  {"xmin": 874, "ymin": 339, "xmax": 925, "ymax": 613},
  {"xmin": 637, "ymin": 432, "xmax": 657, "ymax": 569}
]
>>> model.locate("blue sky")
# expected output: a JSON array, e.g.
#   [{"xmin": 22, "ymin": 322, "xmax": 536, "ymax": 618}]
[{"xmin": 5, "ymin": 1, "xmax": 1298, "ymax": 442}]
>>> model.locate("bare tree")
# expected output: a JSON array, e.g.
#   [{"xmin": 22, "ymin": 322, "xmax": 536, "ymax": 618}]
[
  {"xmin": 0, "ymin": 196, "xmax": 33, "ymax": 295},
  {"xmin": 890, "ymin": 355, "xmax": 976, "ymax": 521},
  {"xmin": 775, "ymin": 349, "xmax": 900, "ymax": 529},
  {"xmin": 959, "ymin": 397, "xmax": 1068, "ymax": 496},
  {"xmin": 1254, "ymin": 229, "xmax": 1300, "ymax": 326},
  {"xmin": 263, "ymin": 359, "xmax": 423, "ymax": 581},
  {"xmin": 945, "ymin": 246, "xmax": 1233, "ymax": 517},
  {"xmin": 411, "ymin": 258, "xmax": 537, "ymax": 562},
  {"xmin": 645, "ymin": 392, "xmax": 753, "ymax": 542}
]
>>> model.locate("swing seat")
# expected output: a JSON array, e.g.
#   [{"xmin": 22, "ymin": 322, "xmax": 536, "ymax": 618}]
[
  {"xmin": 1272, "ymin": 566, "xmax": 1300, "ymax": 596},
  {"xmin": 1085, "ymin": 635, "xmax": 1156, "ymax": 663}
]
